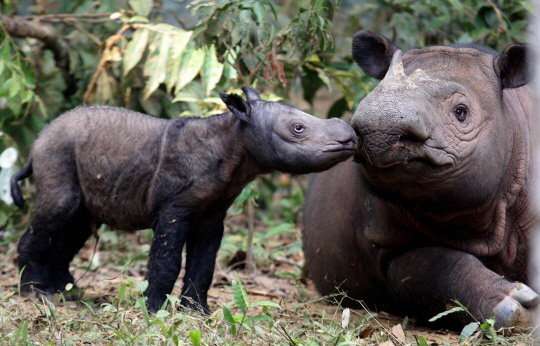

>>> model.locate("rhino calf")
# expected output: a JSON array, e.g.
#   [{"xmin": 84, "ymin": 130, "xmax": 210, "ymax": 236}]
[
  {"xmin": 11, "ymin": 86, "xmax": 356, "ymax": 313},
  {"xmin": 303, "ymin": 31, "xmax": 538, "ymax": 330}
]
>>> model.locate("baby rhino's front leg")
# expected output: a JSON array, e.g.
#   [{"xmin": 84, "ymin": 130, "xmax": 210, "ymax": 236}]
[
  {"xmin": 386, "ymin": 247, "xmax": 538, "ymax": 330},
  {"xmin": 181, "ymin": 211, "xmax": 226, "ymax": 314},
  {"xmin": 145, "ymin": 206, "xmax": 192, "ymax": 313}
]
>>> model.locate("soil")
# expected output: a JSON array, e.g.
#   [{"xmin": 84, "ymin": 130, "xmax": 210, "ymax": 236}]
[{"xmin": 0, "ymin": 226, "xmax": 463, "ymax": 345}]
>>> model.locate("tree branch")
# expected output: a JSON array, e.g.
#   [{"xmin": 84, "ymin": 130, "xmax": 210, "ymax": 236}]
[{"xmin": 0, "ymin": 15, "xmax": 75, "ymax": 96}]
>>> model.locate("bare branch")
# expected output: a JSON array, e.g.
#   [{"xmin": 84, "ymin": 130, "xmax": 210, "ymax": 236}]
[{"xmin": 83, "ymin": 24, "xmax": 134, "ymax": 103}]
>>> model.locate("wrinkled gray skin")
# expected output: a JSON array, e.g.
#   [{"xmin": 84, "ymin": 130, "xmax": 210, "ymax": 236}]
[
  {"xmin": 12, "ymin": 86, "xmax": 356, "ymax": 314},
  {"xmin": 303, "ymin": 31, "xmax": 538, "ymax": 330}
]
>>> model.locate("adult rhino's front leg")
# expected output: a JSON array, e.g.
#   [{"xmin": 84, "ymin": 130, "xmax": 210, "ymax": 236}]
[{"xmin": 386, "ymin": 246, "xmax": 538, "ymax": 330}]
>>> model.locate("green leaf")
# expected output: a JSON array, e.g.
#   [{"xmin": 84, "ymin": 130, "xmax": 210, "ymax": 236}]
[
  {"xmin": 428, "ymin": 306, "xmax": 466, "ymax": 322},
  {"xmin": 189, "ymin": 329, "xmax": 201, "ymax": 345},
  {"xmin": 459, "ymin": 322, "xmax": 479, "ymax": 343},
  {"xmin": 244, "ymin": 314, "xmax": 274, "ymax": 325},
  {"xmin": 172, "ymin": 90, "xmax": 200, "ymax": 103},
  {"xmin": 128, "ymin": 0, "xmax": 153, "ymax": 16},
  {"xmin": 222, "ymin": 305, "xmax": 237, "ymax": 336},
  {"xmin": 128, "ymin": 15, "xmax": 150, "ymax": 23},
  {"xmin": 327, "ymin": 97, "xmax": 348, "ymax": 119},
  {"xmin": 250, "ymin": 301, "xmax": 282, "ymax": 309},
  {"xmin": 123, "ymin": 28, "xmax": 150, "ymax": 76},
  {"xmin": 21, "ymin": 63, "xmax": 35, "ymax": 88},
  {"xmin": 155, "ymin": 310, "xmax": 170, "ymax": 318},
  {"xmin": 415, "ymin": 335, "xmax": 429, "ymax": 346},
  {"xmin": 265, "ymin": 223, "xmax": 296, "ymax": 238},
  {"xmin": 165, "ymin": 30, "xmax": 193, "ymax": 93},
  {"xmin": 236, "ymin": 272, "xmax": 250, "ymax": 308},
  {"xmin": 175, "ymin": 47, "xmax": 205, "ymax": 92},
  {"xmin": 136, "ymin": 297, "xmax": 150, "ymax": 326},
  {"xmin": 12, "ymin": 320, "xmax": 25, "ymax": 344},
  {"xmin": 1, "ymin": 40, "xmax": 10, "ymax": 61},
  {"xmin": 234, "ymin": 181, "xmax": 258, "ymax": 207},
  {"xmin": 252, "ymin": 2, "xmax": 266, "ymax": 23},
  {"xmin": 143, "ymin": 33, "xmax": 172, "ymax": 100},
  {"xmin": 232, "ymin": 280, "xmax": 246, "ymax": 314},
  {"xmin": 8, "ymin": 79, "xmax": 20, "ymax": 98},
  {"xmin": 448, "ymin": 0, "xmax": 464, "ymax": 15},
  {"xmin": 201, "ymin": 44, "xmax": 224, "ymax": 96},
  {"xmin": 480, "ymin": 318, "xmax": 494, "ymax": 329},
  {"xmin": 135, "ymin": 279, "xmax": 149, "ymax": 293},
  {"xmin": 119, "ymin": 282, "xmax": 127, "ymax": 300}
]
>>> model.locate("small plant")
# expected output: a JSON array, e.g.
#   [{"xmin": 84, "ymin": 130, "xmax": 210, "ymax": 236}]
[
  {"xmin": 221, "ymin": 272, "xmax": 281, "ymax": 337},
  {"xmin": 429, "ymin": 300, "xmax": 499, "ymax": 344}
]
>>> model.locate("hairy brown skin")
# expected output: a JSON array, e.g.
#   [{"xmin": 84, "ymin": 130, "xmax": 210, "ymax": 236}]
[
  {"xmin": 12, "ymin": 86, "xmax": 357, "ymax": 313},
  {"xmin": 302, "ymin": 31, "xmax": 537, "ymax": 330}
]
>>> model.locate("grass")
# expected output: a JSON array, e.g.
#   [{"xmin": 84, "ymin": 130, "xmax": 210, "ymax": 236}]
[{"xmin": 0, "ymin": 177, "xmax": 538, "ymax": 345}]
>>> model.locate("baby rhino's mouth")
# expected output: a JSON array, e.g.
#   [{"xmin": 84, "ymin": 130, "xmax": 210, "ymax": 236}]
[{"xmin": 323, "ymin": 140, "xmax": 358, "ymax": 153}]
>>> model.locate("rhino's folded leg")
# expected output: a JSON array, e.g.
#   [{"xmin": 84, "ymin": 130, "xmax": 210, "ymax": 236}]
[
  {"xmin": 386, "ymin": 246, "xmax": 538, "ymax": 331},
  {"xmin": 145, "ymin": 207, "xmax": 192, "ymax": 313},
  {"xmin": 180, "ymin": 211, "xmax": 226, "ymax": 315}
]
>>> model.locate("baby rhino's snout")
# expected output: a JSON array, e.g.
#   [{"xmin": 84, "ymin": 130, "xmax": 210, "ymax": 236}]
[{"xmin": 327, "ymin": 118, "xmax": 358, "ymax": 149}]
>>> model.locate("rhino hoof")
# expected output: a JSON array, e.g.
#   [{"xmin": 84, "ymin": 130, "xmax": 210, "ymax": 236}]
[{"xmin": 493, "ymin": 284, "xmax": 538, "ymax": 331}]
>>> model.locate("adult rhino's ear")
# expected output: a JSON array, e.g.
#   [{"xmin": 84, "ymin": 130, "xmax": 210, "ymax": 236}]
[
  {"xmin": 241, "ymin": 86, "xmax": 262, "ymax": 102},
  {"xmin": 352, "ymin": 30, "xmax": 401, "ymax": 80},
  {"xmin": 494, "ymin": 43, "xmax": 531, "ymax": 89},
  {"xmin": 220, "ymin": 93, "xmax": 251, "ymax": 123}
]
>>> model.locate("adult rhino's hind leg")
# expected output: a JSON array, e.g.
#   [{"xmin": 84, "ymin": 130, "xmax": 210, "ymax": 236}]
[
  {"xmin": 386, "ymin": 247, "xmax": 539, "ymax": 331},
  {"xmin": 17, "ymin": 180, "xmax": 89, "ymax": 299}
]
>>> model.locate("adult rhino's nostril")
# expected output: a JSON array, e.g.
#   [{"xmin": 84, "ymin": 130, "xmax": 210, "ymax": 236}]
[{"xmin": 396, "ymin": 132, "xmax": 425, "ymax": 146}]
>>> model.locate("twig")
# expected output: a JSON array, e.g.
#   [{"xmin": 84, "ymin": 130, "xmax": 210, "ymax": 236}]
[
  {"xmin": 23, "ymin": 13, "xmax": 116, "ymax": 19},
  {"xmin": 233, "ymin": 60, "xmax": 248, "ymax": 85},
  {"xmin": 83, "ymin": 24, "xmax": 134, "ymax": 103},
  {"xmin": 36, "ymin": 18, "xmax": 116, "ymax": 24},
  {"xmin": 72, "ymin": 22, "xmax": 102, "ymax": 46},
  {"xmin": 485, "ymin": 0, "xmax": 507, "ymax": 34},
  {"xmin": 245, "ymin": 289, "xmax": 281, "ymax": 299},
  {"xmin": 246, "ymin": 201, "xmax": 255, "ymax": 270}
]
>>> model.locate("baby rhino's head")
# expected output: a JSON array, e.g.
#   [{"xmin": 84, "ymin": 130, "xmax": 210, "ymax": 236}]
[{"xmin": 220, "ymin": 87, "xmax": 357, "ymax": 174}]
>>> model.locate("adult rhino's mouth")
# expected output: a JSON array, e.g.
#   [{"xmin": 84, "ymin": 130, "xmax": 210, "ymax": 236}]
[{"xmin": 355, "ymin": 133, "xmax": 454, "ymax": 169}]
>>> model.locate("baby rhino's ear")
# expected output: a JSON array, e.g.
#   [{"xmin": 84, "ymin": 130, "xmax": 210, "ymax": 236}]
[
  {"xmin": 241, "ymin": 85, "xmax": 261, "ymax": 102},
  {"xmin": 220, "ymin": 93, "xmax": 251, "ymax": 123}
]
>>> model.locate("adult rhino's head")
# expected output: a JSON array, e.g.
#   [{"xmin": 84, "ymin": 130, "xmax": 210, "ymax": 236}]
[
  {"xmin": 351, "ymin": 30, "xmax": 531, "ymax": 207},
  {"xmin": 220, "ymin": 87, "xmax": 357, "ymax": 174}
]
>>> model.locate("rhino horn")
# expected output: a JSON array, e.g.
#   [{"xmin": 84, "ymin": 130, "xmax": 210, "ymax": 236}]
[{"xmin": 383, "ymin": 50, "xmax": 405, "ymax": 83}]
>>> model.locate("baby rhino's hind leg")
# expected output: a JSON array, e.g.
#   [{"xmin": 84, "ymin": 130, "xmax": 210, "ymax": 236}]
[{"xmin": 17, "ymin": 179, "xmax": 92, "ymax": 299}]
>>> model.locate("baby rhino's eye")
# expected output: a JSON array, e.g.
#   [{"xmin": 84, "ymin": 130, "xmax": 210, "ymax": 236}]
[{"xmin": 293, "ymin": 124, "xmax": 305, "ymax": 134}]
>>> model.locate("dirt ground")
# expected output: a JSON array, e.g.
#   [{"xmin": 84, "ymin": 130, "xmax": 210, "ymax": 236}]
[{"xmin": 0, "ymin": 230, "xmax": 466, "ymax": 345}]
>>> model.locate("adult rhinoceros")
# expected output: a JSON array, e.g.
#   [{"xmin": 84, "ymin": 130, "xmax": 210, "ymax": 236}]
[{"xmin": 302, "ymin": 30, "xmax": 537, "ymax": 330}]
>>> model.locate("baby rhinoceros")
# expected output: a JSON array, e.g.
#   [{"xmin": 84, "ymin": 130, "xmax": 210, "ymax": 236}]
[{"xmin": 11, "ymin": 86, "xmax": 357, "ymax": 313}]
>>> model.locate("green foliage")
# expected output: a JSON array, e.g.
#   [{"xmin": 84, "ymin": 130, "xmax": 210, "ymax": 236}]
[
  {"xmin": 348, "ymin": 0, "xmax": 528, "ymax": 51},
  {"xmin": 429, "ymin": 300, "xmax": 503, "ymax": 344}
]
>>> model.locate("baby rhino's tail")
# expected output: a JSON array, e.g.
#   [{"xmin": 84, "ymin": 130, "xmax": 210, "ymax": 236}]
[{"xmin": 11, "ymin": 158, "xmax": 33, "ymax": 209}]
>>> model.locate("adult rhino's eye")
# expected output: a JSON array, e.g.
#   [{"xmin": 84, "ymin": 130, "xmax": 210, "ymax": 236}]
[
  {"xmin": 293, "ymin": 124, "xmax": 305, "ymax": 134},
  {"xmin": 453, "ymin": 105, "xmax": 468, "ymax": 122}
]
